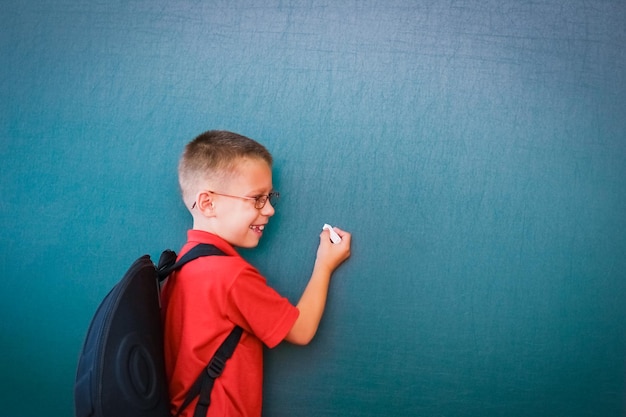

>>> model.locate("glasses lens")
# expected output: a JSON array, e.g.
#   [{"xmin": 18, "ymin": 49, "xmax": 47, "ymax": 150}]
[
  {"xmin": 255, "ymin": 192, "xmax": 279, "ymax": 209},
  {"xmin": 255, "ymin": 195, "xmax": 267, "ymax": 209},
  {"xmin": 269, "ymin": 192, "xmax": 279, "ymax": 207}
]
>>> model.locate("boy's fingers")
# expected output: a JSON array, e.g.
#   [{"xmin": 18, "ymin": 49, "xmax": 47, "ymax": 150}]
[
  {"xmin": 319, "ymin": 226, "xmax": 351, "ymax": 246},
  {"xmin": 334, "ymin": 228, "xmax": 350, "ymax": 241}
]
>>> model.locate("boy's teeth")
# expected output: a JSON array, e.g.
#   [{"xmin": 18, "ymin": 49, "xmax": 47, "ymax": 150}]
[{"xmin": 250, "ymin": 225, "xmax": 265, "ymax": 231}]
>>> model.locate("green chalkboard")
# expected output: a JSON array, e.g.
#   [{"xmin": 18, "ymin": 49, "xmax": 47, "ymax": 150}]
[{"xmin": 1, "ymin": 1, "xmax": 625, "ymax": 416}]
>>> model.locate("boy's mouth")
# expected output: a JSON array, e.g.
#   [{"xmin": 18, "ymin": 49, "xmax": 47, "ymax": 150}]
[{"xmin": 250, "ymin": 224, "xmax": 265, "ymax": 233}]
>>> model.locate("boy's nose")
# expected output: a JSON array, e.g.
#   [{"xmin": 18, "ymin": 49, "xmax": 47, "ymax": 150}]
[{"xmin": 261, "ymin": 201, "xmax": 275, "ymax": 216}]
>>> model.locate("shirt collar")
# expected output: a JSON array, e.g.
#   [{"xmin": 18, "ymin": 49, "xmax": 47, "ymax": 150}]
[{"xmin": 186, "ymin": 229, "xmax": 239, "ymax": 256}]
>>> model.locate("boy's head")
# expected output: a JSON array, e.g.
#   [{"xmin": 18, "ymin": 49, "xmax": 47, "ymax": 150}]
[
  {"xmin": 179, "ymin": 130, "xmax": 277, "ymax": 247},
  {"xmin": 178, "ymin": 130, "xmax": 273, "ymax": 205}
]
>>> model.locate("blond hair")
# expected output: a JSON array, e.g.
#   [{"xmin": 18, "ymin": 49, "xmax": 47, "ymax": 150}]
[{"xmin": 178, "ymin": 130, "xmax": 273, "ymax": 207}]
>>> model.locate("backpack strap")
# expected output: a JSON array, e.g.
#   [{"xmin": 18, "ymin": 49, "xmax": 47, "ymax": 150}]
[
  {"xmin": 176, "ymin": 326, "xmax": 243, "ymax": 417},
  {"xmin": 158, "ymin": 243, "xmax": 244, "ymax": 417},
  {"xmin": 157, "ymin": 243, "xmax": 227, "ymax": 281}
]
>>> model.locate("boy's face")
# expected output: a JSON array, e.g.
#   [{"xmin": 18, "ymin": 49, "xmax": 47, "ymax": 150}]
[{"xmin": 210, "ymin": 158, "xmax": 275, "ymax": 248}]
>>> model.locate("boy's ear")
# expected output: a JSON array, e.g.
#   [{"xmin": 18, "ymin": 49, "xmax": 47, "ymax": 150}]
[{"xmin": 195, "ymin": 191, "xmax": 216, "ymax": 216}]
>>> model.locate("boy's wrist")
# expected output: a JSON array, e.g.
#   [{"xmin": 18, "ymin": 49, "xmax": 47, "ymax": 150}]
[{"xmin": 312, "ymin": 261, "xmax": 334, "ymax": 278}]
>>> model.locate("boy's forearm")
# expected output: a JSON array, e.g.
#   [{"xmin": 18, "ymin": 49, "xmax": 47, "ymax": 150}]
[
  {"xmin": 285, "ymin": 227, "xmax": 351, "ymax": 346},
  {"xmin": 286, "ymin": 264, "xmax": 332, "ymax": 345}
]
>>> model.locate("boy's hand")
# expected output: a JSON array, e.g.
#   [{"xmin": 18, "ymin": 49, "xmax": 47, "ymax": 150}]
[{"xmin": 315, "ymin": 227, "xmax": 351, "ymax": 273}]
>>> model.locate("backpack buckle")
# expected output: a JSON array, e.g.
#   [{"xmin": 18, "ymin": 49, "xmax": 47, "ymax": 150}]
[{"xmin": 206, "ymin": 356, "xmax": 226, "ymax": 378}]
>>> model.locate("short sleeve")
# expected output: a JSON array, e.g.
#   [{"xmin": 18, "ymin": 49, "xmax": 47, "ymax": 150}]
[{"xmin": 225, "ymin": 266, "xmax": 299, "ymax": 348}]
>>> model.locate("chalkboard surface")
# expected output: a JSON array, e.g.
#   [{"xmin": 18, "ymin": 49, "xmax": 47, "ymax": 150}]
[{"xmin": 1, "ymin": 1, "xmax": 625, "ymax": 416}]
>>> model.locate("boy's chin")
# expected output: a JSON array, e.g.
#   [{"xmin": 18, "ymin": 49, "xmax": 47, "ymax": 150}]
[{"xmin": 234, "ymin": 239, "xmax": 260, "ymax": 249}]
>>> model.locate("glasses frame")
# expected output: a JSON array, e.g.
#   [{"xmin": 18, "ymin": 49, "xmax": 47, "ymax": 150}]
[{"xmin": 192, "ymin": 190, "xmax": 279, "ymax": 210}]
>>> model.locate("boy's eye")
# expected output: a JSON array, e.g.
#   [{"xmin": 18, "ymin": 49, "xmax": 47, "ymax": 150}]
[
  {"xmin": 253, "ymin": 195, "xmax": 269, "ymax": 209},
  {"xmin": 253, "ymin": 192, "xmax": 279, "ymax": 209}
]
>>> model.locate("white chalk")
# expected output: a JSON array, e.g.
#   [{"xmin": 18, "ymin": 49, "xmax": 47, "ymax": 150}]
[{"xmin": 323, "ymin": 224, "xmax": 342, "ymax": 244}]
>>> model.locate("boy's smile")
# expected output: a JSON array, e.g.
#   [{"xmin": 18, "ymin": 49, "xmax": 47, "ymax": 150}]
[{"xmin": 249, "ymin": 224, "xmax": 266, "ymax": 234}]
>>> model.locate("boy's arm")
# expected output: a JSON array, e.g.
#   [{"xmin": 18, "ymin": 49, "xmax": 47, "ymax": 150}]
[{"xmin": 284, "ymin": 227, "xmax": 351, "ymax": 345}]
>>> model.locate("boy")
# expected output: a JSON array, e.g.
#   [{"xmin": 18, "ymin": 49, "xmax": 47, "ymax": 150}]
[{"xmin": 161, "ymin": 130, "xmax": 351, "ymax": 417}]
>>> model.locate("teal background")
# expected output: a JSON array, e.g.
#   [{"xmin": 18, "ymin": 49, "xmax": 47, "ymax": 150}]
[{"xmin": 1, "ymin": 1, "xmax": 625, "ymax": 416}]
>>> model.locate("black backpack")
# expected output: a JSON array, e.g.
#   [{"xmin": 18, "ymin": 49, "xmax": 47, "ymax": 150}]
[{"xmin": 74, "ymin": 244, "xmax": 243, "ymax": 417}]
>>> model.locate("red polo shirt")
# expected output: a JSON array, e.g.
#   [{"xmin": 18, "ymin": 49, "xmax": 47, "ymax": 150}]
[{"xmin": 161, "ymin": 230, "xmax": 299, "ymax": 417}]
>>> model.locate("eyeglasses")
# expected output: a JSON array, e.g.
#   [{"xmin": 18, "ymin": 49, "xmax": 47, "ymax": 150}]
[{"xmin": 192, "ymin": 190, "xmax": 280, "ymax": 210}]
